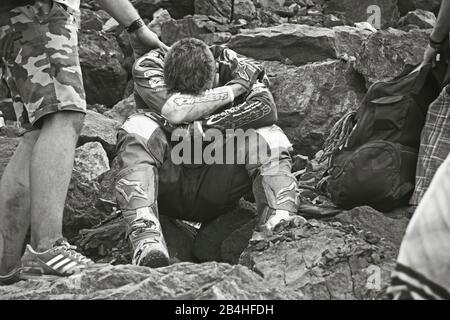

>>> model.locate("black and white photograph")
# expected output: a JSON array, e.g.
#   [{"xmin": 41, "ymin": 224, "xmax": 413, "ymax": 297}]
[{"xmin": 0, "ymin": 0, "xmax": 449, "ymax": 310}]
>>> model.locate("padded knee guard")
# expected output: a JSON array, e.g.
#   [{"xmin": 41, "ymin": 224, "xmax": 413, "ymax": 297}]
[{"xmin": 115, "ymin": 165, "xmax": 159, "ymax": 219}]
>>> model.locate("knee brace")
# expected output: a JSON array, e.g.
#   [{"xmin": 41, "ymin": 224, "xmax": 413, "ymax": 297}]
[
  {"xmin": 115, "ymin": 165, "xmax": 159, "ymax": 216},
  {"xmin": 253, "ymin": 172, "xmax": 300, "ymax": 215}
]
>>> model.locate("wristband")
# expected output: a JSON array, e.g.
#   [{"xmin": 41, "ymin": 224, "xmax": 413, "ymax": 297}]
[
  {"xmin": 126, "ymin": 18, "xmax": 145, "ymax": 34},
  {"xmin": 430, "ymin": 36, "xmax": 447, "ymax": 50}
]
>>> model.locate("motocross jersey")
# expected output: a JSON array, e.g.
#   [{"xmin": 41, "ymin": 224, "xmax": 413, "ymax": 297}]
[{"xmin": 131, "ymin": 45, "xmax": 278, "ymax": 132}]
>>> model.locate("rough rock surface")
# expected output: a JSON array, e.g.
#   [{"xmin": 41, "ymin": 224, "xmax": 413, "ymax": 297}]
[
  {"xmin": 73, "ymin": 142, "xmax": 110, "ymax": 182},
  {"xmin": 240, "ymin": 207, "xmax": 409, "ymax": 300},
  {"xmin": 79, "ymin": 31, "xmax": 128, "ymax": 107},
  {"xmin": 324, "ymin": 0, "xmax": 400, "ymax": 29},
  {"xmin": 0, "ymin": 262, "xmax": 301, "ymax": 299},
  {"xmin": 79, "ymin": 110, "xmax": 121, "ymax": 159},
  {"xmin": 104, "ymin": 95, "xmax": 137, "ymax": 124},
  {"xmin": 398, "ymin": 9, "xmax": 436, "ymax": 29},
  {"xmin": 195, "ymin": 0, "xmax": 233, "ymax": 20},
  {"xmin": 228, "ymin": 24, "xmax": 373, "ymax": 65},
  {"xmin": 80, "ymin": 8, "xmax": 111, "ymax": 31},
  {"xmin": 161, "ymin": 15, "xmax": 232, "ymax": 46},
  {"xmin": 263, "ymin": 60, "xmax": 366, "ymax": 156},
  {"xmin": 133, "ymin": 0, "xmax": 195, "ymax": 20},
  {"xmin": 397, "ymin": 0, "xmax": 442, "ymax": 15},
  {"xmin": 233, "ymin": 0, "xmax": 258, "ymax": 21},
  {"xmin": 355, "ymin": 28, "xmax": 430, "ymax": 85}
]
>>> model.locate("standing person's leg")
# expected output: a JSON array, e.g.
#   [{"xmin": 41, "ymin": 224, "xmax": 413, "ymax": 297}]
[
  {"xmin": 410, "ymin": 85, "xmax": 450, "ymax": 207},
  {"xmin": 29, "ymin": 111, "xmax": 84, "ymax": 250},
  {"xmin": 0, "ymin": 130, "xmax": 39, "ymax": 274},
  {"xmin": 1, "ymin": 1, "xmax": 94, "ymax": 280}
]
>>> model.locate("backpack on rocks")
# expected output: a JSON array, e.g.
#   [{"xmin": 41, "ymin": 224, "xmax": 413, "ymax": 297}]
[{"xmin": 324, "ymin": 63, "xmax": 448, "ymax": 212}]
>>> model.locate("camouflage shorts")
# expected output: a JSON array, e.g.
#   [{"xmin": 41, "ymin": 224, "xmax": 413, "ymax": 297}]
[{"xmin": 0, "ymin": 1, "xmax": 85, "ymax": 130}]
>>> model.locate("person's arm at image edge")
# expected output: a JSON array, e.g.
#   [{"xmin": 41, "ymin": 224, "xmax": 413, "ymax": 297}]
[{"xmin": 423, "ymin": 0, "xmax": 450, "ymax": 66}]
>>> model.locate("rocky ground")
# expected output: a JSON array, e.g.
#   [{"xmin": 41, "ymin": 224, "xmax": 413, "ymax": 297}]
[{"xmin": 0, "ymin": 0, "xmax": 434, "ymax": 299}]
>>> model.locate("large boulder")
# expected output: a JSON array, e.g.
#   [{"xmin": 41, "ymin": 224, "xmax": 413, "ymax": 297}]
[
  {"xmin": 0, "ymin": 262, "xmax": 301, "ymax": 299},
  {"xmin": 73, "ymin": 142, "xmax": 110, "ymax": 182},
  {"xmin": 79, "ymin": 31, "xmax": 128, "ymax": 107},
  {"xmin": 228, "ymin": 24, "xmax": 336, "ymax": 65},
  {"xmin": 233, "ymin": 0, "xmax": 258, "ymax": 21},
  {"xmin": 398, "ymin": 9, "xmax": 436, "ymax": 29},
  {"xmin": 324, "ymin": 0, "xmax": 400, "ymax": 29},
  {"xmin": 80, "ymin": 110, "xmax": 121, "ymax": 159},
  {"xmin": 354, "ymin": 28, "xmax": 430, "ymax": 85},
  {"xmin": 161, "ymin": 15, "xmax": 232, "ymax": 46},
  {"xmin": 397, "ymin": 0, "xmax": 442, "ymax": 15},
  {"xmin": 195, "ymin": 0, "xmax": 233, "ymax": 20},
  {"xmin": 228, "ymin": 24, "xmax": 373, "ymax": 65},
  {"xmin": 263, "ymin": 59, "xmax": 366, "ymax": 156},
  {"xmin": 104, "ymin": 95, "xmax": 137, "ymax": 124},
  {"xmin": 80, "ymin": 8, "xmax": 110, "ymax": 31},
  {"xmin": 133, "ymin": 0, "xmax": 195, "ymax": 20},
  {"xmin": 240, "ymin": 206, "xmax": 409, "ymax": 299}
]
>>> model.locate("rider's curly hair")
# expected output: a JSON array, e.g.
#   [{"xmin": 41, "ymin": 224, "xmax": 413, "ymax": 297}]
[{"xmin": 164, "ymin": 38, "xmax": 216, "ymax": 95}]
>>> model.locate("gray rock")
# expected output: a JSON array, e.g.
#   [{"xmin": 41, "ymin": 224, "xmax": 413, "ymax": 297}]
[
  {"xmin": 161, "ymin": 15, "xmax": 232, "ymax": 46},
  {"xmin": 104, "ymin": 95, "xmax": 137, "ymax": 124},
  {"xmin": 233, "ymin": 0, "xmax": 258, "ymax": 21},
  {"xmin": 79, "ymin": 31, "xmax": 128, "ymax": 107},
  {"xmin": 80, "ymin": 8, "xmax": 110, "ymax": 31},
  {"xmin": 354, "ymin": 28, "xmax": 430, "ymax": 85},
  {"xmin": 228, "ymin": 24, "xmax": 337, "ymax": 65},
  {"xmin": 0, "ymin": 262, "xmax": 301, "ymax": 299},
  {"xmin": 335, "ymin": 206, "xmax": 410, "ymax": 247},
  {"xmin": 324, "ymin": 0, "xmax": 400, "ymax": 29},
  {"xmin": 147, "ymin": 8, "xmax": 172, "ymax": 37},
  {"xmin": 263, "ymin": 59, "xmax": 366, "ymax": 156},
  {"xmin": 399, "ymin": 9, "xmax": 436, "ymax": 28},
  {"xmin": 228, "ymin": 24, "xmax": 373, "ymax": 66},
  {"xmin": 80, "ymin": 110, "xmax": 121, "ymax": 150},
  {"xmin": 239, "ymin": 207, "xmax": 409, "ymax": 299},
  {"xmin": 397, "ymin": 0, "xmax": 442, "ymax": 15},
  {"xmin": 195, "ymin": 0, "xmax": 232, "ymax": 20},
  {"xmin": 134, "ymin": 0, "xmax": 195, "ymax": 20},
  {"xmin": 73, "ymin": 142, "xmax": 110, "ymax": 182}
]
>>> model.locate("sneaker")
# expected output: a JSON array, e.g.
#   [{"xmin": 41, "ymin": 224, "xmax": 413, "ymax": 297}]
[
  {"xmin": 127, "ymin": 208, "xmax": 170, "ymax": 268},
  {"xmin": 0, "ymin": 267, "xmax": 22, "ymax": 286},
  {"xmin": 258, "ymin": 209, "xmax": 306, "ymax": 233},
  {"xmin": 20, "ymin": 238, "xmax": 94, "ymax": 280}
]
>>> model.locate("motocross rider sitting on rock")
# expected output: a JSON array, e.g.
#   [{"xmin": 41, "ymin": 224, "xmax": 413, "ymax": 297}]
[{"xmin": 114, "ymin": 37, "xmax": 303, "ymax": 268}]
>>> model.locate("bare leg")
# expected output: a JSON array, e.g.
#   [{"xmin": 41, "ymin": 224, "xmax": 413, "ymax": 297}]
[
  {"xmin": 0, "ymin": 130, "xmax": 40, "ymax": 274},
  {"xmin": 29, "ymin": 112, "xmax": 84, "ymax": 251}
]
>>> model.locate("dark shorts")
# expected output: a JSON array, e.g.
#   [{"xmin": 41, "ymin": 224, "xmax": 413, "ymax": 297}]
[{"xmin": 0, "ymin": 1, "xmax": 85, "ymax": 130}]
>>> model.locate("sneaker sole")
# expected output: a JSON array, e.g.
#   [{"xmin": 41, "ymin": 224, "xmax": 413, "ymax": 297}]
[
  {"xmin": 0, "ymin": 268, "xmax": 22, "ymax": 286},
  {"xmin": 139, "ymin": 250, "xmax": 170, "ymax": 268},
  {"xmin": 20, "ymin": 272, "xmax": 63, "ymax": 281}
]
